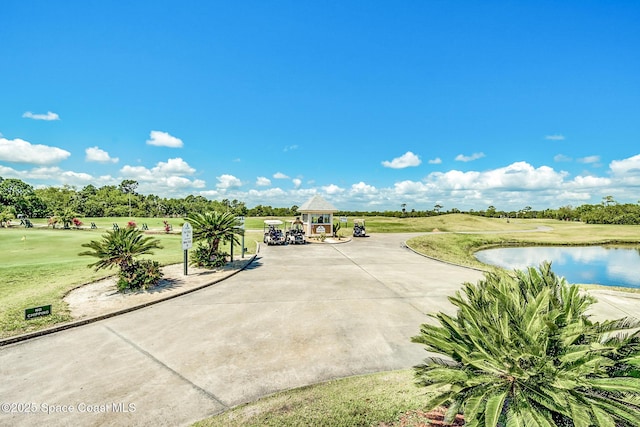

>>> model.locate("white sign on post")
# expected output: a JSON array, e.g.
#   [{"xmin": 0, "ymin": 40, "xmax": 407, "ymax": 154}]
[{"xmin": 182, "ymin": 222, "xmax": 193, "ymax": 250}]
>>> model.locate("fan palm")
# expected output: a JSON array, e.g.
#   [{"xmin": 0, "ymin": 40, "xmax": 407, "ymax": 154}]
[{"xmin": 412, "ymin": 262, "xmax": 640, "ymax": 427}]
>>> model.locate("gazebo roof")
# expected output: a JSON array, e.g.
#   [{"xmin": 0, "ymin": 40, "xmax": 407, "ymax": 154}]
[{"xmin": 298, "ymin": 195, "xmax": 338, "ymax": 213}]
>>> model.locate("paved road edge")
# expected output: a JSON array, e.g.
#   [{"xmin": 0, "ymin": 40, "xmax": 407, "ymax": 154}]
[{"xmin": 0, "ymin": 255, "xmax": 257, "ymax": 348}]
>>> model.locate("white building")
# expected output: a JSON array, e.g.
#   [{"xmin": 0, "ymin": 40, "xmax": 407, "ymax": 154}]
[{"xmin": 298, "ymin": 195, "xmax": 338, "ymax": 236}]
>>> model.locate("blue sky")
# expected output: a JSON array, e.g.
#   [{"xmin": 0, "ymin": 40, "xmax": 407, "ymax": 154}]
[{"xmin": 1, "ymin": 1, "xmax": 639, "ymax": 211}]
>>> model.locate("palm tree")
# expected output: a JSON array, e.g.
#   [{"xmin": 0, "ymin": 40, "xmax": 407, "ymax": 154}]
[
  {"xmin": 58, "ymin": 207, "xmax": 76, "ymax": 229},
  {"xmin": 412, "ymin": 262, "xmax": 640, "ymax": 426},
  {"xmin": 79, "ymin": 227, "xmax": 162, "ymax": 273},
  {"xmin": 185, "ymin": 210, "xmax": 244, "ymax": 262}
]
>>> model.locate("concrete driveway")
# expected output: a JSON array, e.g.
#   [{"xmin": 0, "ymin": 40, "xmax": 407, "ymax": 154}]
[{"xmin": 1, "ymin": 233, "xmax": 638, "ymax": 426}]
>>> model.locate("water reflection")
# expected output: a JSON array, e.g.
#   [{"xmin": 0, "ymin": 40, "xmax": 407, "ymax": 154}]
[{"xmin": 475, "ymin": 246, "xmax": 640, "ymax": 288}]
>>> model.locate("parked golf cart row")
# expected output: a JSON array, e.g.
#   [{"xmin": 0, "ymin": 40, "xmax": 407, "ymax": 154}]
[
  {"xmin": 263, "ymin": 219, "xmax": 306, "ymax": 245},
  {"xmin": 264, "ymin": 218, "xmax": 367, "ymax": 245}
]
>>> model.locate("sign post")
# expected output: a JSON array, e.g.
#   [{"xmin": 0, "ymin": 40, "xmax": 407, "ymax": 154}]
[
  {"xmin": 182, "ymin": 222, "xmax": 193, "ymax": 276},
  {"xmin": 236, "ymin": 216, "xmax": 245, "ymax": 258}
]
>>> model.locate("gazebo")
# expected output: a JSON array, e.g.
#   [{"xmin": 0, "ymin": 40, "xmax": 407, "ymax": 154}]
[{"xmin": 298, "ymin": 195, "xmax": 338, "ymax": 236}]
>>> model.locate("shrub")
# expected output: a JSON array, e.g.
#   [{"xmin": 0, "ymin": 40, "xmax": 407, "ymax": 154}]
[
  {"xmin": 127, "ymin": 220, "xmax": 137, "ymax": 229},
  {"xmin": 412, "ymin": 262, "xmax": 640, "ymax": 426},
  {"xmin": 189, "ymin": 243, "xmax": 229, "ymax": 269},
  {"xmin": 117, "ymin": 259, "xmax": 163, "ymax": 292}
]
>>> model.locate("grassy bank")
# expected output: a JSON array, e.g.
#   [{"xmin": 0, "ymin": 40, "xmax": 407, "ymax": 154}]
[
  {"xmin": 405, "ymin": 219, "xmax": 640, "ymax": 270},
  {"xmin": 194, "ymin": 370, "xmax": 430, "ymax": 427}
]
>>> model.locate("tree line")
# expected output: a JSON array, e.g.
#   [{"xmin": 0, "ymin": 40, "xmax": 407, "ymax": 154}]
[
  {"xmin": 2, "ymin": 176, "xmax": 640, "ymax": 225},
  {"xmin": 0, "ymin": 177, "xmax": 299, "ymax": 220}
]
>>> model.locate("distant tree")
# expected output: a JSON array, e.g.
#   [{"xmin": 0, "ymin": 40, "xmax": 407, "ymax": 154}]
[
  {"xmin": 119, "ymin": 179, "xmax": 139, "ymax": 217},
  {"xmin": 434, "ymin": 204, "xmax": 443, "ymax": 213},
  {"xmin": 0, "ymin": 178, "xmax": 46, "ymax": 217}
]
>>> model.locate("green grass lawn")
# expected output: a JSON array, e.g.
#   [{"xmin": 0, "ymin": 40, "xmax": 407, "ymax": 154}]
[
  {"xmin": 193, "ymin": 370, "xmax": 430, "ymax": 427},
  {"xmin": 0, "ymin": 219, "xmax": 261, "ymax": 339}
]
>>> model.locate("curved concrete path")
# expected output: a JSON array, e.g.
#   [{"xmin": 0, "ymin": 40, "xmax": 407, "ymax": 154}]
[{"xmin": 1, "ymin": 233, "xmax": 638, "ymax": 426}]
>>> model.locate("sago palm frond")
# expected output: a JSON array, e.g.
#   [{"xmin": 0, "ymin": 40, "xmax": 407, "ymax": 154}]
[{"xmin": 412, "ymin": 261, "xmax": 640, "ymax": 426}]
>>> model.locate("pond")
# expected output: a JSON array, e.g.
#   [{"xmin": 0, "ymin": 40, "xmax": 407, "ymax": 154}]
[{"xmin": 475, "ymin": 246, "xmax": 640, "ymax": 289}]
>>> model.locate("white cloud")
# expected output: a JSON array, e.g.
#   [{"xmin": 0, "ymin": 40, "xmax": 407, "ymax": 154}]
[
  {"xmin": 394, "ymin": 180, "xmax": 429, "ymax": 194},
  {"xmin": 0, "ymin": 164, "xmax": 114, "ymax": 187},
  {"xmin": 545, "ymin": 135, "xmax": 566, "ymax": 141},
  {"xmin": 381, "ymin": 151, "xmax": 422, "ymax": 169},
  {"xmin": 85, "ymin": 146, "xmax": 119, "ymax": 163},
  {"xmin": 256, "ymin": 176, "xmax": 271, "ymax": 186},
  {"xmin": 0, "ymin": 137, "xmax": 70, "ymax": 164},
  {"xmin": 119, "ymin": 157, "xmax": 204, "ymax": 193},
  {"xmin": 248, "ymin": 187, "xmax": 287, "ymax": 198},
  {"xmin": 273, "ymin": 172, "xmax": 290, "ymax": 179},
  {"xmin": 165, "ymin": 176, "xmax": 205, "ymax": 188},
  {"xmin": 22, "ymin": 111, "xmax": 60, "ymax": 121},
  {"xmin": 428, "ymin": 157, "xmax": 442, "ymax": 164},
  {"xmin": 455, "ymin": 152, "xmax": 485, "ymax": 162},
  {"xmin": 429, "ymin": 162, "xmax": 566, "ymax": 191},
  {"xmin": 351, "ymin": 181, "xmax": 377, "ymax": 194},
  {"xmin": 610, "ymin": 154, "xmax": 640, "ymax": 176},
  {"xmin": 216, "ymin": 174, "xmax": 242, "ymax": 189},
  {"xmin": 283, "ymin": 144, "xmax": 298, "ymax": 152},
  {"xmin": 121, "ymin": 158, "xmax": 196, "ymax": 179},
  {"xmin": 146, "ymin": 130, "xmax": 183, "ymax": 148},
  {"xmin": 554, "ymin": 154, "xmax": 572, "ymax": 162},
  {"xmin": 292, "ymin": 178, "xmax": 302, "ymax": 188},
  {"xmin": 153, "ymin": 158, "xmax": 195, "ymax": 175},
  {"xmin": 322, "ymin": 184, "xmax": 344, "ymax": 195},
  {"xmin": 569, "ymin": 175, "xmax": 611, "ymax": 188},
  {"xmin": 577, "ymin": 155, "xmax": 600, "ymax": 164}
]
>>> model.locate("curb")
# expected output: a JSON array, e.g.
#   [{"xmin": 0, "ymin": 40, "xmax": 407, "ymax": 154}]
[{"xmin": 0, "ymin": 255, "xmax": 257, "ymax": 347}]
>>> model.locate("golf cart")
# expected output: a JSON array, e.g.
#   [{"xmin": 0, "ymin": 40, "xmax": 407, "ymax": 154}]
[
  {"xmin": 263, "ymin": 220, "xmax": 286, "ymax": 245},
  {"xmin": 353, "ymin": 219, "xmax": 366, "ymax": 237},
  {"xmin": 286, "ymin": 217, "xmax": 306, "ymax": 245}
]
